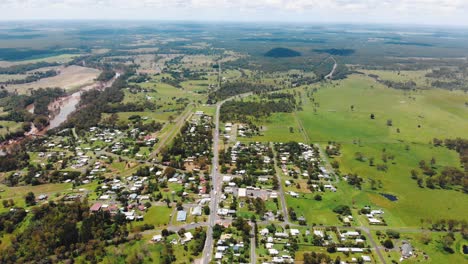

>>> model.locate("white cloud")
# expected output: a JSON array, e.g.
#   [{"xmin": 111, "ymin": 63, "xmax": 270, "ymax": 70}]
[{"xmin": 1, "ymin": 0, "xmax": 468, "ymax": 25}]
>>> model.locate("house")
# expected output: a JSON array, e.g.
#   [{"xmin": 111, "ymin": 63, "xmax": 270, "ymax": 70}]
[
  {"xmin": 336, "ymin": 247, "xmax": 364, "ymax": 253},
  {"xmin": 238, "ymin": 188, "xmax": 247, "ymax": 198},
  {"xmin": 90, "ymin": 203, "xmax": 102, "ymax": 212},
  {"xmin": 192, "ymin": 206, "xmax": 202, "ymax": 216},
  {"xmin": 274, "ymin": 232, "xmax": 289, "ymax": 238},
  {"xmin": 99, "ymin": 195, "xmax": 110, "ymax": 200},
  {"xmin": 217, "ymin": 208, "xmax": 229, "ymax": 216},
  {"xmin": 313, "ymin": 230, "xmax": 324, "ymax": 238},
  {"xmin": 124, "ymin": 210, "xmax": 135, "ymax": 221},
  {"xmin": 183, "ymin": 232, "xmax": 193, "ymax": 243},
  {"xmin": 343, "ymin": 231, "xmax": 360, "ymax": 237},
  {"xmin": 290, "ymin": 229, "xmax": 300, "ymax": 236},
  {"xmin": 368, "ymin": 218, "xmax": 382, "ymax": 224},
  {"xmin": 289, "ymin": 191, "xmax": 299, "ymax": 198},
  {"xmin": 215, "ymin": 252, "xmax": 223, "ymax": 259},
  {"xmin": 400, "ymin": 241, "xmax": 413, "ymax": 259},
  {"xmin": 152, "ymin": 234, "xmax": 163, "ymax": 242},
  {"xmin": 176, "ymin": 210, "xmax": 187, "ymax": 222},
  {"xmin": 361, "ymin": 255, "xmax": 372, "ymax": 262},
  {"xmin": 269, "ymin": 248, "xmax": 279, "ymax": 256},
  {"xmin": 260, "ymin": 228, "xmax": 269, "ymax": 236}
]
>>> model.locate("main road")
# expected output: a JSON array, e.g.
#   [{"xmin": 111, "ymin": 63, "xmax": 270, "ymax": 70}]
[{"xmin": 201, "ymin": 93, "xmax": 252, "ymax": 264}]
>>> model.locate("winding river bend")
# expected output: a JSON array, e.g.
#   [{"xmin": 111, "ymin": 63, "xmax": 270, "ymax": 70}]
[{"xmin": 27, "ymin": 73, "xmax": 120, "ymax": 135}]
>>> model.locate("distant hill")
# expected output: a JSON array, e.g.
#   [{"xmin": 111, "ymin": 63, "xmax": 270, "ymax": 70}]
[
  {"xmin": 313, "ymin": 48, "xmax": 355, "ymax": 56},
  {"xmin": 264, "ymin": 47, "xmax": 301, "ymax": 58}
]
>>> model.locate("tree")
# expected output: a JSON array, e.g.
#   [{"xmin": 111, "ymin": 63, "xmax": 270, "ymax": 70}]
[
  {"xmin": 203, "ymin": 205, "xmax": 210, "ymax": 215},
  {"xmin": 386, "ymin": 119, "xmax": 393, "ymax": 126},
  {"xmin": 441, "ymin": 233, "xmax": 455, "ymax": 253},
  {"xmin": 354, "ymin": 152, "xmax": 365, "ymax": 162},
  {"xmin": 383, "ymin": 239, "xmax": 394, "ymax": 249},
  {"xmin": 370, "ymin": 113, "xmax": 375, "ymax": 119},
  {"xmin": 419, "ymin": 232, "xmax": 432, "ymax": 245},
  {"xmin": 25, "ymin": 192, "xmax": 36, "ymax": 206}
]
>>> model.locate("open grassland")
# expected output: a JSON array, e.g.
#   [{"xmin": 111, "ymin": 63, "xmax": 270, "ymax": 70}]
[
  {"xmin": 298, "ymin": 75, "xmax": 468, "ymax": 143},
  {"xmin": 242, "ymin": 112, "xmax": 306, "ymax": 143},
  {"xmin": 335, "ymin": 142, "xmax": 466, "ymax": 227},
  {"xmin": 6, "ymin": 65, "xmax": 100, "ymax": 94}
]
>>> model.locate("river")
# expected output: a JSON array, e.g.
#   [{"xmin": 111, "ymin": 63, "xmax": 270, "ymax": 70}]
[{"xmin": 27, "ymin": 73, "xmax": 120, "ymax": 135}]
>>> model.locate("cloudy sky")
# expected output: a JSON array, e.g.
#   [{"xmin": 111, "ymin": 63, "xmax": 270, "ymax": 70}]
[{"xmin": 1, "ymin": 0, "xmax": 468, "ymax": 26}]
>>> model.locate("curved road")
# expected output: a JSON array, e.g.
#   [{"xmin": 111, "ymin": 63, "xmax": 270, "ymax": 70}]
[{"xmin": 324, "ymin": 56, "xmax": 337, "ymax": 80}]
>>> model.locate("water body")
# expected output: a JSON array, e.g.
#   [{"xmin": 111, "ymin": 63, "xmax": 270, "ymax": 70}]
[
  {"xmin": 380, "ymin": 193, "xmax": 398, "ymax": 201},
  {"xmin": 28, "ymin": 72, "xmax": 120, "ymax": 134}
]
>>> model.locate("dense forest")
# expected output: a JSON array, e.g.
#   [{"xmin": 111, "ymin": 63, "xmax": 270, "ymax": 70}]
[
  {"xmin": 264, "ymin": 47, "xmax": 301, "ymax": 58},
  {"xmin": 220, "ymin": 94, "xmax": 296, "ymax": 122},
  {"xmin": 0, "ymin": 201, "xmax": 128, "ymax": 263},
  {"xmin": 208, "ymin": 81, "xmax": 279, "ymax": 102}
]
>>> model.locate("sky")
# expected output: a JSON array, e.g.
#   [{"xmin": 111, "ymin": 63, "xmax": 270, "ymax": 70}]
[{"xmin": 1, "ymin": 0, "xmax": 468, "ymax": 26}]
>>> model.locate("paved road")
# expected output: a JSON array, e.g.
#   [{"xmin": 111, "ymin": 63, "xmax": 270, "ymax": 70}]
[
  {"xmin": 324, "ymin": 56, "xmax": 337, "ymax": 80},
  {"xmin": 202, "ymin": 93, "xmax": 252, "ymax": 264},
  {"xmin": 271, "ymin": 143, "xmax": 290, "ymax": 225},
  {"xmin": 201, "ymin": 98, "xmax": 222, "ymax": 264},
  {"xmin": 250, "ymin": 222, "xmax": 257, "ymax": 264},
  {"xmin": 359, "ymin": 226, "xmax": 387, "ymax": 264}
]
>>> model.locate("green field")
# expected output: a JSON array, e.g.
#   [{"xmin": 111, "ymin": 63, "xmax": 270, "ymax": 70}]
[
  {"xmin": 251, "ymin": 74, "xmax": 468, "ymax": 228},
  {"xmin": 243, "ymin": 112, "xmax": 306, "ymax": 143},
  {"xmin": 0, "ymin": 121, "xmax": 21, "ymax": 136},
  {"xmin": 298, "ymin": 75, "xmax": 467, "ymax": 143}
]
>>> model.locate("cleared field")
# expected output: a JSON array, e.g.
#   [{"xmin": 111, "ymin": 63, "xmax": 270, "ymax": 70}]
[{"xmin": 6, "ymin": 65, "xmax": 101, "ymax": 94}]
